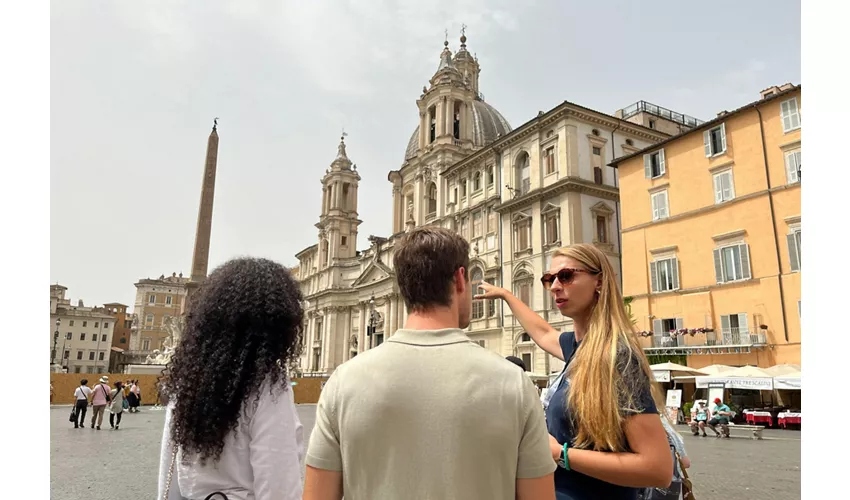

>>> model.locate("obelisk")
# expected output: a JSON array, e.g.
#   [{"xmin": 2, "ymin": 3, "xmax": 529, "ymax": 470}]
[{"xmin": 184, "ymin": 119, "xmax": 219, "ymax": 312}]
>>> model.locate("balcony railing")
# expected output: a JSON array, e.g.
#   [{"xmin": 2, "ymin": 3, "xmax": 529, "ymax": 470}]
[
  {"xmin": 619, "ymin": 101, "xmax": 704, "ymax": 128},
  {"xmin": 648, "ymin": 328, "xmax": 766, "ymax": 349}
]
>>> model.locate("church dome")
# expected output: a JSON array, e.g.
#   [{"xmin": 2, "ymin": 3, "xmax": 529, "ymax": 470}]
[{"xmin": 404, "ymin": 100, "xmax": 512, "ymax": 160}]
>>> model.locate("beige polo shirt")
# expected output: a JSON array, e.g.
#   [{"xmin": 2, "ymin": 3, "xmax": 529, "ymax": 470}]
[{"xmin": 306, "ymin": 328, "xmax": 555, "ymax": 500}]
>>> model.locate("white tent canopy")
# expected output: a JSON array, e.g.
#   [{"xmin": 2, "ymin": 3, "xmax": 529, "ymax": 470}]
[
  {"xmin": 695, "ymin": 365, "xmax": 774, "ymax": 390},
  {"xmin": 675, "ymin": 364, "xmax": 735, "ymax": 382},
  {"xmin": 774, "ymin": 369, "xmax": 801, "ymax": 390}
]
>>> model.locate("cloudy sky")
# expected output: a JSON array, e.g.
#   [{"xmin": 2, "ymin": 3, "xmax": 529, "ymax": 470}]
[{"xmin": 51, "ymin": 0, "xmax": 800, "ymax": 308}]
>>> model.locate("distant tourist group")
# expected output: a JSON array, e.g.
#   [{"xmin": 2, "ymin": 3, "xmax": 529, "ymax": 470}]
[
  {"xmin": 154, "ymin": 227, "xmax": 694, "ymax": 500},
  {"xmin": 70, "ymin": 377, "xmax": 142, "ymax": 430}
]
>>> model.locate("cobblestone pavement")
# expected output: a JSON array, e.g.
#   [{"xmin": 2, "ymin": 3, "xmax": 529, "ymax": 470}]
[{"xmin": 51, "ymin": 407, "xmax": 798, "ymax": 499}]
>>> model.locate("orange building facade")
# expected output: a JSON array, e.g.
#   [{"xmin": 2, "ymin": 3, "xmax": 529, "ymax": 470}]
[{"xmin": 612, "ymin": 85, "xmax": 801, "ymax": 369}]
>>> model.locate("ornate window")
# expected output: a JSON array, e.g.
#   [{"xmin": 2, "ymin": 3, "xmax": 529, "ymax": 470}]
[
  {"xmin": 473, "ymin": 171, "xmax": 482, "ymax": 191},
  {"xmin": 541, "ymin": 203, "xmax": 560, "ymax": 247},
  {"xmin": 590, "ymin": 202, "xmax": 615, "ymax": 249},
  {"xmin": 514, "ymin": 269, "xmax": 533, "ymax": 308},
  {"xmin": 471, "ymin": 268, "xmax": 484, "ymax": 320},
  {"xmin": 427, "ymin": 182, "xmax": 437, "ymax": 216},
  {"xmin": 513, "ymin": 213, "xmax": 532, "ymax": 253},
  {"xmin": 543, "ymin": 146, "xmax": 556, "ymax": 175},
  {"xmin": 487, "ymin": 208, "xmax": 498, "ymax": 234},
  {"xmin": 487, "ymin": 165, "xmax": 495, "ymax": 186},
  {"xmin": 515, "ymin": 152, "xmax": 531, "ymax": 195},
  {"xmin": 473, "ymin": 211, "xmax": 483, "ymax": 238}
]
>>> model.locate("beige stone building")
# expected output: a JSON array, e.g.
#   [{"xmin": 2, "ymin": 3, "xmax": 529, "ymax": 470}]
[
  {"xmin": 50, "ymin": 285, "xmax": 115, "ymax": 374},
  {"xmin": 295, "ymin": 35, "xmax": 693, "ymax": 379},
  {"xmin": 130, "ymin": 273, "xmax": 189, "ymax": 354}
]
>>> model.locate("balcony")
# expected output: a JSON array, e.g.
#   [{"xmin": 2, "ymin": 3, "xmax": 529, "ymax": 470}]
[
  {"xmin": 619, "ymin": 101, "xmax": 704, "ymax": 129},
  {"xmin": 643, "ymin": 328, "xmax": 768, "ymax": 355}
]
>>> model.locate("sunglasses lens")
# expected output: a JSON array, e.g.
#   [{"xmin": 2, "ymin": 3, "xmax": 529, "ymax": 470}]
[
  {"xmin": 557, "ymin": 270, "xmax": 576, "ymax": 284},
  {"xmin": 541, "ymin": 274, "xmax": 554, "ymax": 289}
]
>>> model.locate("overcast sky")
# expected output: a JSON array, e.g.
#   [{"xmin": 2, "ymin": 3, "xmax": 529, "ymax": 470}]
[{"xmin": 51, "ymin": 0, "xmax": 800, "ymax": 308}]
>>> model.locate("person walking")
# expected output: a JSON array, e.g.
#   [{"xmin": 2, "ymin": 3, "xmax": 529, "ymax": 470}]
[
  {"xmin": 304, "ymin": 227, "xmax": 555, "ymax": 500},
  {"xmin": 476, "ymin": 243, "xmax": 672, "ymax": 500},
  {"xmin": 109, "ymin": 381, "xmax": 125, "ymax": 430},
  {"xmin": 126, "ymin": 380, "xmax": 139, "ymax": 412},
  {"xmin": 72, "ymin": 379, "xmax": 92, "ymax": 429},
  {"xmin": 90, "ymin": 376, "xmax": 111, "ymax": 430},
  {"xmin": 157, "ymin": 257, "xmax": 305, "ymax": 500}
]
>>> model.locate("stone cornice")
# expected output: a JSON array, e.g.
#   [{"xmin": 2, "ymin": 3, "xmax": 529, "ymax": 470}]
[{"xmin": 495, "ymin": 176, "xmax": 619, "ymax": 213}]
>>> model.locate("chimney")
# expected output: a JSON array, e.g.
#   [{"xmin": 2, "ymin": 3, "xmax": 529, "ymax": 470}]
[{"xmin": 78, "ymin": 299, "xmax": 84, "ymax": 307}]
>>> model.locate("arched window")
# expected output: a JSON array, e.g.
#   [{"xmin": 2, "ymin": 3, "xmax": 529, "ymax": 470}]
[
  {"xmin": 515, "ymin": 152, "xmax": 530, "ymax": 195},
  {"xmin": 514, "ymin": 269, "xmax": 533, "ymax": 308},
  {"xmin": 473, "ymin": 171, "xmax": 481, "ymax": 191},
  {"xmin": 453, "ymin": 102, "xmax": 462, "ymax": 140},
  {"xmin": 427, "ymin": 182, "xmax": 437, "ymax": 215},
  {"xmin": 471, "ymin": 268, "xmax": 484, "ymax": 320}
]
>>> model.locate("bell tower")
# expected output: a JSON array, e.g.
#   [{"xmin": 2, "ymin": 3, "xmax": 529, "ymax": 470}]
[{"xmin": 316, "ymin": 135, "xmax": 362, "ymax": 267}]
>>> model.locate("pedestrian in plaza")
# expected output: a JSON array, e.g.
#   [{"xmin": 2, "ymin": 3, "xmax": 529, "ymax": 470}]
[
  {"xmin": 134, "ymin": 380, "xmax": 142, "ymax": 408},
  {"xmin": 109, "ymin": 381, "xmax": 125, "ymax": 430},
  {"xmin": 90, "ymin": 376, "xmax": 111, "ymax": 430},
  {"xmin": 72, "ymin": 379, "xmax": 92, "ymax": 429},
  {"xmin": 127, "ymin": 380, "xmax": 140, "ymax": 412},
  {"xmin": 303, "ymin": 227, "xmax": 555, "ymax": 500},
  {"xmin": 476, "ymin": 243, "xmax": 673, "ymax": 500},
  {"xmin": 707, "ymin": 397, "xmax": 733, "ymax": 438},
  {"xmin": 638, "ymin": 413, "xmax": 693, "ymax": 500},
  {"xmin": 157, "ymin": 257, "xmax": 305, "ymax": 500},
  {"xmin": 688, "ymin": 400, "xmax": 711, "ymax": 437}
]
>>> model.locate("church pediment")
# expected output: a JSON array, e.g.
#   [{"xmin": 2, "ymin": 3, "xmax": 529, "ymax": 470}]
[{"xmin": 352, "ymin": 260, "xmax": 394, "ymax": 287}]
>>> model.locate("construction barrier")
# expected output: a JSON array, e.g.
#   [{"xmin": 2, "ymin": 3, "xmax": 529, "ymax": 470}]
[{"xmin": 50, "ymin": 373, "xmax": 327, "ymax": 405}]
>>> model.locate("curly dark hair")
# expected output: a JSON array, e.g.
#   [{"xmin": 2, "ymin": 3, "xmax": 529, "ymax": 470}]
[{"xmin": 164, "ymin": 257, "xmax": 304, "ymax": 464}]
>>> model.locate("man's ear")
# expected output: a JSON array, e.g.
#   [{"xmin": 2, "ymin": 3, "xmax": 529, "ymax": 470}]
[{"xmin": 455, "ymin": 267, "xmax": 467, "ymax": 294}]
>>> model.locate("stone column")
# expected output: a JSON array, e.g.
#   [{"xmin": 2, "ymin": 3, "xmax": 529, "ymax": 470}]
[
  {"xmin": 321, "ymin": 187, "xmax": 328, "ymax": 215},
  {"xmin": 392, "ymin": 186, "xmax": 401, "ymax": 233},
  {"xmin": 420, "ymin": 111, "xmax": 427, "ymax": 148},
  {"xmin": 465, "ymin": 102, "xmax": 473, "ymax": 142},
  {"xmin": 437, "ymin": 98, "xmax": 446, "ymax": 137},
  {"xmin": 388, "ymin": 295, "xmax": 396, "ymax": 337},
  {"xmin": 359, "ymin": 302, "xmax": 367, "ymax": 353},
  {"xmin": 413, "ymin": 176, "xmax": 423, "ymax": 226}
]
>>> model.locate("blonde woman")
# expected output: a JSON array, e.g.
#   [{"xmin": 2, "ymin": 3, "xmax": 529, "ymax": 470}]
[{"xmin": 477, "ymin": 244, "xmax": 672, "ymax": 500}]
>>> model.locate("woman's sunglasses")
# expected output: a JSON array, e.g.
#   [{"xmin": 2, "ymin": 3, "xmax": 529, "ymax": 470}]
[{"xmin": 540, "ymin": 268, "xmax": 595, "ymax": 290}]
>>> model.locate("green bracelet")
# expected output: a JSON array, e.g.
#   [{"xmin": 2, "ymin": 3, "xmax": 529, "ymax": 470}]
[{"xmin": 562, "ymin": 443, "xmax": 570, "ymax": 471}]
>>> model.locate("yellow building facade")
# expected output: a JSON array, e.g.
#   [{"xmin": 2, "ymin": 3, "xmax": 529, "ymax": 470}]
[{"xmin": 612, "ymin": 85, "xmax": 801, "ymax": 369}]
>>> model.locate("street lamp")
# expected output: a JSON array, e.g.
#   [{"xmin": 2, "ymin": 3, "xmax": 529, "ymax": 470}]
[{"xmin": 52, "ymin": 318, "xmax": 60, "ymax": 365}]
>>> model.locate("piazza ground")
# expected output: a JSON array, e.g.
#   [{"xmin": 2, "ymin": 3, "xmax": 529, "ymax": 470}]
[{"xmin": 50, "ymin": 406, "xmax": 799, "ymax": 499}]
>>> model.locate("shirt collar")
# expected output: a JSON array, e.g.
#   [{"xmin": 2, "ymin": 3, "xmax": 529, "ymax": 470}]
[{"xmin": 386, "ymin": 328, "xmax": 472, "ymax": 346}]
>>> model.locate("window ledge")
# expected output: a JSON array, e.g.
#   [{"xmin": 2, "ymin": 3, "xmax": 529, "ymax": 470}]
[
  {"xmin": 709, "ymin": 160, "xmax": 735, "ymax": 173},
  {"xmin": 651, "ymin": 216, "xmax": 670, "ymax": 222},
  {"xmin": 711, "ymin": 229, "xmax": 747, "ymax": 242},
  {"xmin": 650, "ymin": 288, "xmax": 680, "ymax": 295},
  {"xmin": 648, "ymin": 183, "xmax": 670, "ymax": 194},
  {"xmin": 783, "ymin": 126, "xmax": 801, "ymax": 135},
  {"xmin": 514, "ymin": 248, "xmax": 533, "ymax": 258}
]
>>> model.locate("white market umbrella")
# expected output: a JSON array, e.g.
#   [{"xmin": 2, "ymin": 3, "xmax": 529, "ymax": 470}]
[
  {"xmin": 764, "ymin": 364, "xmax": 801, "ymax": 376},
  {"xmin": 650, "ymin": 362, "xmax": 708, "ymax": 380}
]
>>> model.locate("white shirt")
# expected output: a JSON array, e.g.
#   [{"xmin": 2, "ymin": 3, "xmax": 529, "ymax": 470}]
[
  {"xmin": 74, "ymin": 386, "xmax": 92, "ymax": 400},
  {"xmin": 158, "ymin": 380, "xmax": 304, "ymax": 500}
]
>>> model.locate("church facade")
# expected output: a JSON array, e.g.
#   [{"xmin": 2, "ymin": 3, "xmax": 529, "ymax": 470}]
[{"xmin": 295, "ymin": 35, "xmax": 671, "ymax": 379}]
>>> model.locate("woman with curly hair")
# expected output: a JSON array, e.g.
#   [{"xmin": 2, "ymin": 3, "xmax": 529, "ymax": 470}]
[
  {"xmin": 157, "ymin": 257, "xmax": 305, "ymax": 500},
  {"xmin": 477, "ymin": 244, "xmax": 672, "ymax": 500}
]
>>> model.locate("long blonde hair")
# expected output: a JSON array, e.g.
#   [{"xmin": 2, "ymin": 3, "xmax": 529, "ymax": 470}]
[{"xmin": 554, "ymin": 244, "xmax": 661, "ymax": 452}]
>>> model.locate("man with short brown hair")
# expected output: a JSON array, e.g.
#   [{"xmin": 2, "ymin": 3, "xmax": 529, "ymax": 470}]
[{"xmin": 304, "ymin": 226, "xmax": 556, "ymax": 500}]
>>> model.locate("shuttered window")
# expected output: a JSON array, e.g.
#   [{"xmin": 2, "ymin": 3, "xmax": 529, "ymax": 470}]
[
  {"xmin": 785, "ymin": 150, "xmax": 801, "ymax": 184},
  {"xmin": 703, "ymin": 123, "xmax": 727, "ymax": 157},
  {"xmin": 713, "ymin": 244, "xmax": 752, "ymax": 283},
  {"xmin": 713, "ymin": 170, "xmax": 735, "ymax": 204},
  {"xmin": 787, "ymin": 229, "xmax": 801, "ymax": 272},
  {"xmin": 780, "ymin": 98, "xmax": 801, "ymax": 132},
  {"xmin": 651, "ymin": 191, "xmax": 669, "ymax": 221},
  {"xmin": 643, "ymin": 149, "xmax": 666, "ymax": 178},
  {"xmin": 650, "ymin": 257, "xmax": 680, "ymax": 292}
]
